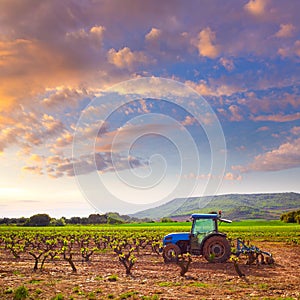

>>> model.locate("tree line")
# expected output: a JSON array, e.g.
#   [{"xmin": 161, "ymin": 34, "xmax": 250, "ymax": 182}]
[{"xmin": 0, "ymin": 212, "xmax": 153, "ymax": 226}]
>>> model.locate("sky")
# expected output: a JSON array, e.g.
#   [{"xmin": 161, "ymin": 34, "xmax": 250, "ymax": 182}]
[{"xmin": 0, "ymin": 0, "xmax": 300, "ymax": 218}]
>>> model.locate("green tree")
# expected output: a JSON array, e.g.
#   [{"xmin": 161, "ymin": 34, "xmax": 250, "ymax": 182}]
[{"xmin": 25, "ymin": 214, "xmax": 51, "ymax": 226}]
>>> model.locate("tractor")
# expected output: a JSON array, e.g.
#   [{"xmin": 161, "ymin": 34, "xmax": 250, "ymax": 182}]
[{"xmin": 162, "ymin": 212, "xmax": 232, "ymax": 263}]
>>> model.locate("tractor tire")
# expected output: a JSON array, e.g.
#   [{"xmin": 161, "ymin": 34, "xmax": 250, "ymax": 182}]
[
  {"xmin": 163, "ymin": 244, "xmax": 181, "ymax": 263},
  {"xmin": 203, "ymin": 235, "xmax": 231, "ymax": 263}
]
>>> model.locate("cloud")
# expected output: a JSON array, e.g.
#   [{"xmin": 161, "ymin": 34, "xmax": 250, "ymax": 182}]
[
  {"xmin": 251, "ymin": 112, "xmax": 300, "ymax": 122},
  {"xmin": 66, "ymin": 25, "xmax": 105, "ymax": 48},
  {"xmin": 192, "ymin": 27, "xmax": 220, "ymax": 59},
  {"xmin": 224, "ymin": 172, "xmax": 242, "ymax": 181},
  {"xmin": 107, "ymin": 47, "xmax": 150, "ymax": 69},
  {"xmin": 219, "ymin": 57, "xmax": 235, "ymax": 71},
  {"xmin": 256, "ymin": 126, "xmax": 269, "ymax": 132},
  {"xmin": 228, "ymin": 105, "xmax": 244, "ymax": 122},
  {"xmin": 55, "ymin": 132, "xmax": 74, "ymax": 148},
  {"xmin": 295, "ymin": 40, "xmax": 300, "ymax": 56},
  {"xmin": 245, "ymin": 92, "xmax": 300, "ymax": 115},
  {"xmin": 181, "ymin": 116, "xmax": 197, "ymax": 126},
  {"xmin": 0, "ymin": 108, "xmax": 68, "ymax": 157},
  {"xmin": 96, "ymin": 122, "xmax": 174, "ymax": 153},
  {"xmin": 275, "ymin": 23, "xmax": 296, "ymax": 38},
  {"xmin": 145, "ymin": 27, "xmax": 162, "ymax": 41},
  {"xmin": 0, "ymin": 0, "xmax": 300, "ymax": 187},
  {"xmin": 29, "ymin": 154, "xmax": 44, "ymax": 163},
  {"xmin": 244, "ymin": 0, "xmax": 268, "ymax": 16},
  {"xmin": 291, "ymin": 126, "xmax": 300, "ymax": 136},
  {"xmin": 22, "ymin": 166, "xmax": 43, "ymax": 175},
  {"xmin": 233, "ymin": 138, "xmax": 300, "ymax": 172},
  {"xmin": 185, "ymin": 79, "xmax": 243, "ymax": 97},
  {"xmin": 27, "ymin": 151, "xmax": 147, "ymax": 178},
  {"xmin": 42, "ymin": 87, "xmax": 91, "ymax": 110},
  {"xmin": 278, "ymin": 39, "xmax": 300, "ymax": 57}
]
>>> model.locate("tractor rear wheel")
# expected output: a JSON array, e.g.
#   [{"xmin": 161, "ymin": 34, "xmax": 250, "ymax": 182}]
[
  {"xmin": 163, "ymin": 244, "xmax": 181, "ymax": 263},
  {"xmin": 203, "ymin": 235, "xmax": 231, "ymax": 263}
]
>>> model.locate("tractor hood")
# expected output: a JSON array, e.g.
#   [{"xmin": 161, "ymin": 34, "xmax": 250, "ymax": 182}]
[{"xmin": 163, "ymin": 232, "xmax": 190, "ymax": 246}]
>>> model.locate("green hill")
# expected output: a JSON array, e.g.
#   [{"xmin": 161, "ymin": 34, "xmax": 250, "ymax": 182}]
[{"xmin": 131, "ymin": 192, "xmax": 300, "ymax": 220}]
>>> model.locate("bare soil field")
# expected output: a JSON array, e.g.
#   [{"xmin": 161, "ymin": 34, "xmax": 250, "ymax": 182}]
[{"xmin": 0, "ymin": 242, "xmax": 299, "ymax": 300}]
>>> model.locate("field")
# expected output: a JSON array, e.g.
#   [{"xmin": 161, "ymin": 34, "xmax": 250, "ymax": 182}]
[{"xmin": 0, "ymin": 221, "xmax": 299, "ymax": 300}]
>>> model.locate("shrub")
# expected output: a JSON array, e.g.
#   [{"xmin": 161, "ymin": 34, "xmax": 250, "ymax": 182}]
[
  {"xmin": 280, "ymin": 210, "xmax": 300, "ymax": 223},
  {"xmin": 13, "ymin": 285, "xmax": 29, "ymax": 300}
]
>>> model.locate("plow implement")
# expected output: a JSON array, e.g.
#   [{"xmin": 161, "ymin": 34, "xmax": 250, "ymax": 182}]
[{"xmin": 235, "ymin": 238, "xmax": 275, "ymax": 265}]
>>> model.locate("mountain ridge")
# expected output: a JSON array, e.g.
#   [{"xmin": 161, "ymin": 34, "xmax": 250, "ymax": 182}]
[{"xmin": 131, "ymin": 192, "xmax": 300, "ymax": 220}]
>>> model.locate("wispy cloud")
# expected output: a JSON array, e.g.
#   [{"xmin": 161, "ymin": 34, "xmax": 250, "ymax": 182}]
[{"xmin": 251, "ymin": 112, "xmax": 300, "ymax": 122}]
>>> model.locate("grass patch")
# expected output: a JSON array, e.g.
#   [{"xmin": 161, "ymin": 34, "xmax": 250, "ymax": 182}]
[
  {"xmin": 4, "ymin": 287, "xmax": 13, "ymax": 294},
  {"xmin": 87, "ymin": 291, "xmax": 96, "ymax": 300},
  {"xmin": 141, "ymin": 296, "xmax": 159, "ymax": 300},
  {"xmin": 187, "ymin": 282, "xmax": 210, "ymax": 288},
  {"xmin": 51, "ymin": 293, "xmax": 64, "ymax": 300},
  {"xmin": 13, "ymin": 285, "xmax": 29, "ymax": 300},
  {"xmin": 158, "ymin": 281, "xmax": 181, "ymax": 287},
  {"xmin": 28, "ymin": 279, "xmax": 42, "ymax": 284},
  {"xmin": 35, "ymin": 288, "xmax": 43, "ymax": 295},
  {"xmin": 107, "ymin": 274, "xmax": 118, "ymax": 282}
]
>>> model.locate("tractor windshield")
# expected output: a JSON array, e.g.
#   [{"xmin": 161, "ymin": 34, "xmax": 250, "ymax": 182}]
[{"xmin": 192, "ymin": 219, "xmax": 216, "ymax": 236}]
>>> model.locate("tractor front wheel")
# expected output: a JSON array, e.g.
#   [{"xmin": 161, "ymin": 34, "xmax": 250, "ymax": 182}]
[
  {"xmin": 203, "ymin": 236, "xmax": 231, "ymax": 263},
  {"xmin": 163, "ymin": 244, "xmax": 181, "ymax": 263}
]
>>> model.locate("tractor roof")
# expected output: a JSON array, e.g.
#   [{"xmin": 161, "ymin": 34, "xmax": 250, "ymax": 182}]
[{"xmin": 191, "ymin": 213, "xmax": 218, "ymax": 219}]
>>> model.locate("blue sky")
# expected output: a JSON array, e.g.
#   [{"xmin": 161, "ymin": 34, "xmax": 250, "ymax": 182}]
[{"xmin": 0, "ymin": 0, "xmax": 299, "ymax": 217}]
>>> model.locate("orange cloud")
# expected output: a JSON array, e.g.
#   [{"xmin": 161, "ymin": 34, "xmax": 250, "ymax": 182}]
[
  {"xmin": 145, "ymin": 27, "xmax": 162, "ymax": 41},
  {"xmin": 224, "ymin": 172, "xmax": 242, "ymax": 181},
  {"xmin": 244, "ymin": 0, "xmax": 268, "ymax": 16},
  {"xmin": 55, "ymin": 132, "xmax": 73, "ymax": 148},
  {"xmin": 275, "ymin": 24, "xmax": 296, "ymax": 38},
  {"xmin": 192, "ymin": 27, "xmax": 220, "ymax": 59},
  {"xmin": 107, "ymin": 47, "xmax": 150, "ymax": 69}
]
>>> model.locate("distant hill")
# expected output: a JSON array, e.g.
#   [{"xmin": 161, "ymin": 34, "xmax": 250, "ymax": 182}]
[{"xmin": 131, "ymin": 192, "xmax": 300, "ymax": 220}]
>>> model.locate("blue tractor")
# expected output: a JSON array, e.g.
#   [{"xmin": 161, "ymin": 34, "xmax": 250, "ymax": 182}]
[{"xmin": 162, "ymin": 212, "xmax": 232, "ymax": 263}]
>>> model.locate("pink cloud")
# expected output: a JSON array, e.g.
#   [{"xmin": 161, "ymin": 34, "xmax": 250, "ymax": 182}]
[
  {"xmin": 251, "ymin": 112, "xmax": 300, "ymax": 122},
  {"xmin": 233, "ymin": 138, "xmax": 300, "ymax": 172}
]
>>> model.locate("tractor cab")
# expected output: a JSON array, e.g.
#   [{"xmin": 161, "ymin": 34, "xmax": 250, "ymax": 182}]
[
  {"xmin": 162, "ymin": 212, "xmax": 232, "ymax": 263},
  {"xmin": 190, "ymin": 213, "xmax": 219, "ymax": 255}
]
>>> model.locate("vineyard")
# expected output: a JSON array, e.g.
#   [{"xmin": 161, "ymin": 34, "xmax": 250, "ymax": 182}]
[{"xmin": 0, "ymin": 221, "xmax": 299, "ymax": 299}]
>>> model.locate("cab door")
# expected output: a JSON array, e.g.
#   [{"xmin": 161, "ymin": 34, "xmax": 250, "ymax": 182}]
[{"xmin": 190, "ymin": 218, "xmax": 215, "ymax": 255}]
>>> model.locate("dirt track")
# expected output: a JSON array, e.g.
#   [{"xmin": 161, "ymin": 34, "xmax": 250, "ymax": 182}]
[{"xmin": 0, "ymin": 242, "xmax": 299, "ymax": 299}]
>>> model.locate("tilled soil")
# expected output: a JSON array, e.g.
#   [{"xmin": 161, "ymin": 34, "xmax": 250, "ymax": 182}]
[{"xmin": 0, "ymin": 242, "xmax": 299, "ymax": 299}]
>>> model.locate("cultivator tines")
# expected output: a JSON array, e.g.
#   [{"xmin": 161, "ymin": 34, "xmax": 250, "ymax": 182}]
[{"xmin": 235, "ymin": 238, "xmax": 274, "ymax": 265}]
